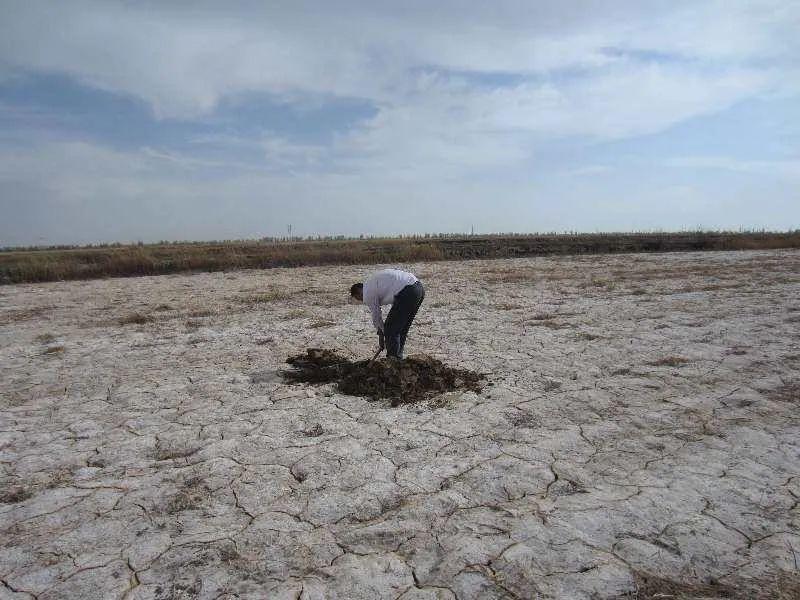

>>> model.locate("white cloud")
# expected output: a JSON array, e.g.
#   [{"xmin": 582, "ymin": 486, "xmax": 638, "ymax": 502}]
[
  {"xmin": 557, "ymin": 165, "xmax": 613, "ymax": 177},
  {"xmin": 1, "ymin": 1, "xmax": 798, "ymax": 243},
  {"xmin": 317, "ymin": 62, "xmax": 771, "ymax": 181},
  {"xmin": 0, "ymin": 0, "xmax": 793, "ymax": 181},
  {"xmin": 0, "ymin": 0, "xmax": 795, "ymax": 120},
  {"xmin": 665, "ymin": 156, "xmax": 800, "ymax": 179},
  {"xmin": 464, "ymin": 64, "xmax": 770, "ymax": 139},
  {"xmin": 617, "ymin": 0, "xmax": 800, "ymax": 62}
]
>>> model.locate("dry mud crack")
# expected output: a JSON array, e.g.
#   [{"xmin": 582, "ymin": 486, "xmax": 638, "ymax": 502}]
[{"xmin": 1, "ymin": 249, "xmax": 799, "ymax": 599}]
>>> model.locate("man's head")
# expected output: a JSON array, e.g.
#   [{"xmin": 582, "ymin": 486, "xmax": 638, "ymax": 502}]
[{"xmin": 350, "ymin": 282, "xmax": 364, "ymax": 302}]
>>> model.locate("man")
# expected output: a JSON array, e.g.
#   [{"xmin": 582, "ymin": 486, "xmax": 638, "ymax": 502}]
[{"xmin": 350, "ymin": 269, "xmax": 425, "ymax": 360}]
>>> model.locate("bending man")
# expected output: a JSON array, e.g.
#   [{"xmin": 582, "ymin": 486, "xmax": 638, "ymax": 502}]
[{"xmin": 350, "ymin": 269, "xmax": 425, "ymax": 360}]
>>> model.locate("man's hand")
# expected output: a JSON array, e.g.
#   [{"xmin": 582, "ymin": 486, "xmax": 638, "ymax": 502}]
[{"xmin": 377, "ymin": 331, "xmax": 385, "ymax": 351}]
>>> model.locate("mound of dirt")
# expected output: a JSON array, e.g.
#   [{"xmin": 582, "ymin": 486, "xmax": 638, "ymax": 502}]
[{"xmin": 283, "ymin": 348, "xmax": 484, "ymax": 406}]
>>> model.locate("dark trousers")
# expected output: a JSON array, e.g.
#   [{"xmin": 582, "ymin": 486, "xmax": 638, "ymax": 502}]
[{"xmin": 385, "ymin": 281, "xmax": 425, "ymax": 359}]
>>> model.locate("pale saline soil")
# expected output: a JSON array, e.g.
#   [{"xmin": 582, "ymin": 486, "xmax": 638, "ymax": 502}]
[{"xmin": 1, "ymin": 249, "xmax": 799, "ymax": 600}]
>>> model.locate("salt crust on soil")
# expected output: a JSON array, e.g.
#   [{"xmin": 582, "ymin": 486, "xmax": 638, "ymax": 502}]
[{"xmin": 1, "ymin": 249, "xmax": 799, "ymax": 599}]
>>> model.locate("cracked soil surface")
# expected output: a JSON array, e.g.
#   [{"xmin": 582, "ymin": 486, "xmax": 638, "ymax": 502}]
[{"xmin": 1, "ymin": 249, "xmax": 799, "ymax": 599}]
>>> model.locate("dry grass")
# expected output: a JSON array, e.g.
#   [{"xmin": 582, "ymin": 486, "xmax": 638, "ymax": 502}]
[
  {"xmin": 483, "ymin": 265, "xmax": 580, "ymax": 284},
  {"xmin": 576, "ymin": 332, "xmax": 601, "ymax": 341},
  {"xmin": 621, "ymin": 570, "xmax": 800, "ymax": 600},
  {"xmin": 154, "ymin": 445, "xmax": 200, "ymax": 461},
  {"xmin": 769, "ymin": 381, "xmax": 799, "ymax": 404},
  {"xmin": 46, "ymin": 465, "xmax": 80, "ymax": 489},
  {"xmin": 505, "ymin": 410, "xmax": 541, "ymax": 428},
  {"xmin": 119, "ymin": 312, "xmax": 153, "ymax": 325},
  {"xmin": 648, "ymin": 356, "xmax": 691, "ymax": 367},
  {"xmin": 543, "ymin": 379, "xmax": 562, "ymax": 392},
  {"xmin": 303, "ymin": 424, "xmax": 324, "ymax": 437},
  {"xmin": 239, "ymin": 288, "xmax": 291, "ymax": 304},
  {"xmin": 589, "ymin": 276, "xmax": 616, "ymax": 290},
  {"xmin": 524, "ymin": 319, "xmax": 568, "ymax": 329},
  {"xmin": 484, "ymin": 268, "xmax": 536, "ymax": 283},
  {"xmin": 310, "ymin": 293, "xmax": 348, "ymax": 308},
  {"xmin": 309, "ymin": 320, "xmax": 336, "ymax": 328},
  {"xmin": 530, "ymin": 312, "xmax": 555, "ymax": 321},
  {"xmin": 495, "ymin": 302, "xmax": 524, "ymax": 311},
  {"xmin": 0, "ymin": 485, "xmax": 32, "ymax": 504},
  {"xmin": 164, "ymin": 476, "xmax": 210, "ymax": 514},
  {"xmin": 0, "ymin": 307, "xmax": 51, "ymax": 325},
  {"xmin": 3, "ymin": 231, "xmax": 798, "ymax": 285}
]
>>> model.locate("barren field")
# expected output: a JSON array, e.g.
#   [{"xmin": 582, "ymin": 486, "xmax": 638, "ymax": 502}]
[{"xmin": 1, "ymin": 249, "xmax": 799, "ymax": 599}]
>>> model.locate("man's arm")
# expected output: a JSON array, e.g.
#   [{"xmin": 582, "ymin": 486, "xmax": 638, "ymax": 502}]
[
  {"xmin": 362, "ymin": 284, "xmax": 384, "ymax": 332},
  {"xmin": 368, "ymin": 296, "xmax": 384, "ymax": 332}
]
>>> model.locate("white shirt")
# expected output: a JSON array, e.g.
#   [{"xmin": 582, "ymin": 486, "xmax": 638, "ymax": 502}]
[{"xmin": 363, "ymin": 269, "xmax": 418, "ymax": 332}]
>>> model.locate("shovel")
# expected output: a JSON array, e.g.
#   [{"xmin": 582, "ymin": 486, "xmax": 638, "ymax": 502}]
[{"xmin": 366, "ymin": 347, "xmax": 383, "ymax": 365}]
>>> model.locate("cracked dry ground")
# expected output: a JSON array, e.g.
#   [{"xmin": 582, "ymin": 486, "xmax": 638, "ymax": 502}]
[{"xmin": 1, "ymin": 249, "xmax": 799, "ymax": 600}]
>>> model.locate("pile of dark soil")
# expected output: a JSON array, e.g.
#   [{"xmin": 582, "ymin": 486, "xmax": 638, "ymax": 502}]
[{"xmin": 283, "ymin": 348, "xmax": 484, "ymax": 406}]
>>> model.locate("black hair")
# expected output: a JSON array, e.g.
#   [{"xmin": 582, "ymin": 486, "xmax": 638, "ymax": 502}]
[{"xmin": 350, "ymin": 282, "xmax": 363, "ymax": 298}]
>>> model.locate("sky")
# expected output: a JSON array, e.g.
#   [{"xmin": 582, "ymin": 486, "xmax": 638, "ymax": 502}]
[{"xmin": 0, "ymin": 1, "xmax": 798, "ymax": 246}]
